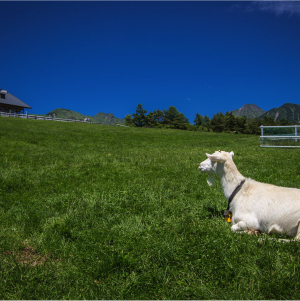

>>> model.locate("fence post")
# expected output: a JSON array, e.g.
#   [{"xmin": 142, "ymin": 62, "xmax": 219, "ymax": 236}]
[
  {"xmin": 261, "ymin": 126, "xmax": 264, "ymax": 146},
  {"xmin": 296, "ymin": 126, "xmax": 298, "ymax": 143}
]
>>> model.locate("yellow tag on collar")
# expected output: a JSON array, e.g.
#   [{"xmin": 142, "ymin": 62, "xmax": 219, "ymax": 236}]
[{"xmin": 225, "ymin": 212, "xmax": 232, "ymax": 222}]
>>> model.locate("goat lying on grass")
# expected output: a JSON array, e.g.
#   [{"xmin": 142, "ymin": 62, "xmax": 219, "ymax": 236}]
[{"xmin": 199, "ymin": 150, "xmax": 300, "ymax": 242}]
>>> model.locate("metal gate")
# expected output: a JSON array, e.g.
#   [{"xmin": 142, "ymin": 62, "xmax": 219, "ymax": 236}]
[{"xmin": 260, "ymin": 125, "xmax": 300, "ymax": 148}]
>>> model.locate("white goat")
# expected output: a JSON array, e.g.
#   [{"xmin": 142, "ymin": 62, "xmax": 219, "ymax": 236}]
[{"xmin": 199, "ymin": 150, "xmax": 300, "ymax": 241}]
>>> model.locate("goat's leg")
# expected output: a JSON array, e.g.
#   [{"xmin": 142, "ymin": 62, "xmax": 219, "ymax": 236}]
[
  {"xmin": 276, "ymin": 223, "xmax": 300, "ymax": 243},
  {"xmin": 257, "ymin": 223, "xmax": 300, "ymax": 243},
  {"xmin": 231, "ymin": 221, "xmax": 247, "ymax": 232},
  {"xmin": 293, "ymin": 221, "xmax": 300, "ymax": 241},
  {"xmin": 268, "ymin": 221, "xmax": 300, "ymax": 242}
]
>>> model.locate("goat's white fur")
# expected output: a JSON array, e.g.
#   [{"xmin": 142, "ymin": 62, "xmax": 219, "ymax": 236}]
[{"xmin": 199, "ymin": 151, "xmax": 300, "ymax": 241}]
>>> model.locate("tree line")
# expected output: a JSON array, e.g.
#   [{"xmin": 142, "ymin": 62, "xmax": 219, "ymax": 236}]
[{"xmin": 125, "ymin": 104, "xmax": 293, "ymax": 135}]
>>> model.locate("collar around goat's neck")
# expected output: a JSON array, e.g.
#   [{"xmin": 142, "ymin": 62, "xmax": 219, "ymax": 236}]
[{"xmin": 223, "ymin": 179, "xmax": 246, "ymax": 217}]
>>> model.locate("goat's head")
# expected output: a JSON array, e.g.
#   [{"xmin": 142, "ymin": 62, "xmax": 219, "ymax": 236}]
[{"xmin": 198, "ymin": 150, "xmax": 234, "ymax": 186}]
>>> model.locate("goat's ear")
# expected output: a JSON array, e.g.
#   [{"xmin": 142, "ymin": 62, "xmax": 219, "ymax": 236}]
[
  {"xmin": 206, "ymin": 153, "xmax": 225, "ymax": 163},
  {"xmin": 230, "ymin": 151, "xmax": 234, "ymax": 157}
]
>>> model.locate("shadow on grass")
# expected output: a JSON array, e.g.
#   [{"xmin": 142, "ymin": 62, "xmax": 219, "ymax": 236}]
[{"xmin": 204, "ymin": 206, "xmax": 224, "ymax": 219}]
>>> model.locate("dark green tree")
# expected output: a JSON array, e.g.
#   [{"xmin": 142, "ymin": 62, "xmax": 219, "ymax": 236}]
[
  {"xmin": 162, "ymin": 106, "xmax": 190, "ymax": 129},
  {"xmin": 153, "ymin": 110, "xmax": 164, "ymax": 124},
  {"xmin": 224, "ymin": 112, "xmax": 237, "ymax": 132},
  {"xmin": 203, "ymin": 115, "xmax": 211, "ymax": 130},
  {"xmin": 261, "ymin": 115, "xmax": 276, "ymax": 126},
  {"xmin": 145, "ymin": 111, "xmax": 156, "ymax": 127},
  {"xmin": 279, "ymin": 118, "xmax": 290, "ymax": 125},
  {"xmin": 194, "ymin": 113, "xmax": 204, "ymax": 126},
  {"xmin": 210, "ymin": 112, "xmax": 225, "ymax": 133},
  {"xmin": 236, "ymin": 115, "xmax": 247, "ymax": 133},
  {"xmin": 174, "ymin": 112, "xmax": 190, "ymax": 130},
  {"xmin": 132, "ymin": 104, "xmax": 147, "ymax": 127},
  {"xmin": 125, "ymin": 114, "xmax": 134, "ymax": 126},
  {"xmin": 162, "ymin": 106, "xmax": 180, "ymax": 126},
  {"xmin": 247, "ymin": 117, "xmax": 261, "ymax": 135}
]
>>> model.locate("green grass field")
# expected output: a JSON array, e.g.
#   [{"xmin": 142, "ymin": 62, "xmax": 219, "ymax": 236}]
[{"xmin": 1, "ymin": 117, "xmax": 300, "ymax": 299}]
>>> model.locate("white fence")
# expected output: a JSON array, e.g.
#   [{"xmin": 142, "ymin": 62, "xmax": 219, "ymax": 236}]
[
  {"xmin": 0, "ymin": 111, "xmax": 96, "ymax": 124},
  {"xmin": 260, "ymin": 125, "xmax": 300, "ymax": 148}
]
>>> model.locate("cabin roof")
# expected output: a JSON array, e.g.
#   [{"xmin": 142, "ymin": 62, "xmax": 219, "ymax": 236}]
[{"xmin": 0, "ymin": 91, "xmax": 32, "ymax": 109}]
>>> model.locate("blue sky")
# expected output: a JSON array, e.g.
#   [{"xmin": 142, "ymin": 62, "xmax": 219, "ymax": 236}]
[{"xmin": 1, "ymin": 1, "xmax": 300, "ymax": 123}]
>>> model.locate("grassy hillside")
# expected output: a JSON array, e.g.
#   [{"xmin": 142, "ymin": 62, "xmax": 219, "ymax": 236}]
[
  {"xmin": 46, "ymin": 108, "xmax": 125, "ymax": 125},
  {"xmin": 46, "ymin": 108, "xmax": 86, "ymax": 120},
  {"xmin": 1, "ymin": 117, "xmax": 300, "ymax": 299},
  {"xmin": 260, "ymin": 103, "xmax": 300, "ymax": 123}
]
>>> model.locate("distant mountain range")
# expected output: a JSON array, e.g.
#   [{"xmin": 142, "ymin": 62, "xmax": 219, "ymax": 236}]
[
  {"xmin": 45, "ymin": 103, "xmax": 300, "ymax": 126},
  {"xmin": 231, "ymin": 103, "xmax": 300, "ymax": 123},
  {"xmin": 46, "ymin": 108, "xmax": 125, "ymax": 125}
]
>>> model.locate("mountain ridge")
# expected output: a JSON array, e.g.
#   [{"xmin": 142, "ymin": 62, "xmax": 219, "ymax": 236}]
[
  {"xmin": 231, "ymin": 103, "xmax": 300, "ymax": 124},
  {"xmin": 230, "ymin": 104, "xmax": 266, "ymax": 119},
  {"xmin": 46, "ymin": 108, "xmax": 125, "ymax": 125},
  {"xmin": 259, "ymin": 103, "xmax": 300, "ymax": 124}
]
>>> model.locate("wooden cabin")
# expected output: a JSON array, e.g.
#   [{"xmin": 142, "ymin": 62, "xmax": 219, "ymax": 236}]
[{"xmin": 0, "ymin": 89, "xmax": 32, "ymax": 114}]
